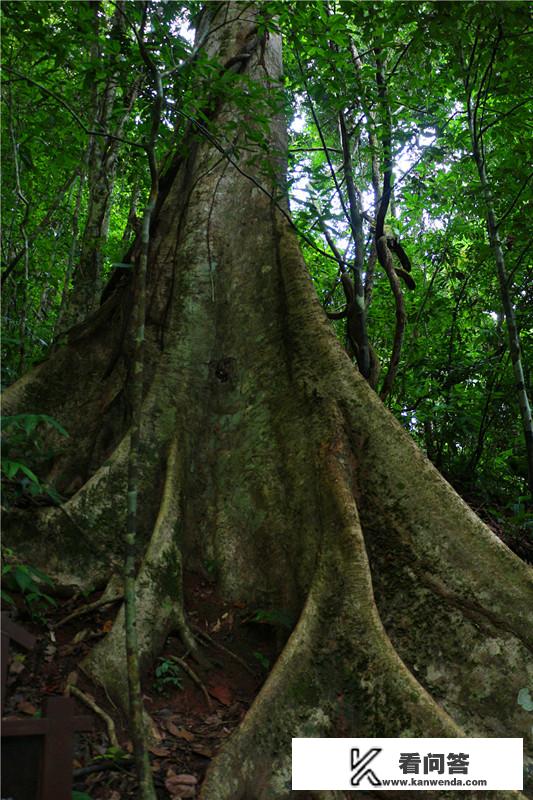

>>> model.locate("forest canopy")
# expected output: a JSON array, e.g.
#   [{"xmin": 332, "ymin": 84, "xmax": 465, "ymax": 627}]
[{"xmin": 2, "ymin": 1, "xmax": 531, "ymax": 517}]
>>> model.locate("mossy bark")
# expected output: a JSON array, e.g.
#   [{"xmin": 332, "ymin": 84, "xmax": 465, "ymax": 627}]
[{"xmin": 2, "ymin": 5, "xmax": 532, "ymax": 799}]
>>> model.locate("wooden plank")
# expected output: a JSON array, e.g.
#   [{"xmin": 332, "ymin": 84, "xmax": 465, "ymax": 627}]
[
  {"xmin": 2, "ymin": 713, "xmax": 93, "ymax": 736},
  {"xmin": 1, "ymin": 612, "xmax": 37, "ymax": 649},
  {"xmin": 2, "ymin": 716, "xmax": 50, "ymax": 735},
  {"xmin": 1, "ymin": 613, "xmax": 37, "ymax": 714},
  {"xmin": 1, "ymin": 631, "xmax": 9, "ymax": 715},
  {"xmin": 1, "ymin": 616, "xmax": 94, "ymax": 800}
]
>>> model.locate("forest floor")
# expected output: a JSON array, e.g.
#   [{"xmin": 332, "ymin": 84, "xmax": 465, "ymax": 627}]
[
  {"xmin": 3, "ymin": 571, "xmax": 280, "ymax": 799},
  {"xmin": 2, "ymin": 501, "xmax": 531, "ymax": 800}
]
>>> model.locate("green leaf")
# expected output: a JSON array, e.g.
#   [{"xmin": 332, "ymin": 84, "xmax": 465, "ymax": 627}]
[
  {"xmin": 1, "ymin": 589, "xmax": 14, "ymax": 605},
  {"xmin": 2, "ymin": 459, "xmax": 22, "ymax": 479},
  {"xmin": 13, "ymin": 566, "xmax": 36, "ymax": 593},
  {"xmin": 26, "ymin": 564, "xmax": 54, "ymax": 585},
  {"xmin": 1, "ymin": 413, "xmax": 68, "ymax": 437},
  {"xmin": 1, "ymin": 459, "xmax": 40, "ymax": 484},
  {"xmin": 18, "ymin": 463, "xmax": 42, "ymax": 486},
  {"xmin": 253, "ymin": 651, "xmax": 270, "ymax": 670},
  {"xmin": 44, "ymin": 484, "xmax": 65, "ymax": 504}
]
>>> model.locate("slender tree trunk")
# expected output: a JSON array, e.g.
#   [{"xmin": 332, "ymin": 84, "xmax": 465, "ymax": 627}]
[
  {"xmin": 55, "ymin": 169, "xmax": 85, "ymax": 337},
  {"xmin": 2, "ymin": 6, "xmax": 532, "ymax": 799},
  {"xmin": 124, "ymin": 176, "xmax": 157, "ymax": 800},
  {"xmin": 467, "ymin": 102, "xmax": 533, "ymax": 502},
  {"xmin": 59, "ymin": 2, "xmax": 140, "ymax": 331}
]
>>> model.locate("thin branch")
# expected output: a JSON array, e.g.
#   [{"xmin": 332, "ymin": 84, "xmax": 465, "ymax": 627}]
[
  {"xmin": 497, "ymin": 170, "xmax": 533, "ymax": 228},
  {"xmin": 480, "ymin": 97, "xmax": 532, "ymax": 136},
  {"xmin": 313, "ymin": 206, "xmax": 344, "ymax": 267},
  {"xmin": 387, "ymin": 36, "xmax": 415, "ymax": 81},
  {"xmin": 392, "ymin": 110, "xmax": 460, "ymax": 192},
  {"xmin": 289, "ymin": 146, "xmax": 343, "ymax": 154},
  {"xmin": 293, "ymin": 43, "xmax": 352, "ymax": 227},
  {"xmin": 2, "ymin": 169, "xmax": 79, "ymax": 285},
  {"xmin": 464, "ymin": 25, "xmax": 481, "ymax": 94},
  {"xmin": 175, "ymin": 109, "xmax": 339, "ymax": 265},
  {"xmin": 171, "ymin": 656, "xmax": 212, "ymax": 708},
  {"xmin": 2, "ymin": 66, "xmax": 144, "ymax": 150},
  {"xmin": 193, "ymin": 624, "xmax": 257, "ymax": 676},
  {"xmin": 472, "ymin": 26, "xmax": 503, "ymax": 150},
  {"xmin": 55, "ymin": 594, "xmax": 123, "ymax": 628},
  {"xmin": 377, "ymin": 237, "xmax": 407, "ymax": 402}
]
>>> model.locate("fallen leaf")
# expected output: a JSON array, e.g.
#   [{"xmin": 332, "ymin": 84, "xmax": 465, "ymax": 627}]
[
  {"xmin": 73, "ymin": 629, "xmax": 88, "ymax": 644},
  {"xmin": 178, "ymin": 789, "xmax": 195, "ymax": 799},
  {"xmin": 101, "ymin": 619, "xmax": 113, "ymax": 633},
  {"xmin": 17, "ymin": 700, "xmax": 38, "ymax": 715},
  {"xmin": 222, "ymin": 611, "xmax": 234, "ymax": 628},
  {"xmin": 149, "ymin": 723, "xmax": 162, "ymax": 741},
  {"xmin": 148, "ymin": 745, "xmax": 170, "ymax": 757},
  {"xmin": 208, "ymin": 684, "xmax": 232, "ymax": 706},
  {"xmin": 166, "ymin": 721, "xmax": 194, "ymax": 741},
  {"xmin": 192, "ymin": 743, "xmax": 213, "ymax": 758},
  {"xmin": 43, "ymin": 644, "xmax": 56, "ymax": 661},
  {"xmin": 173, "ymin": 774, "xmax": 197, "ymax": 785},
  {"xmin": 165, "ymin": 773, "xmax": 197, "ymax": 798}
]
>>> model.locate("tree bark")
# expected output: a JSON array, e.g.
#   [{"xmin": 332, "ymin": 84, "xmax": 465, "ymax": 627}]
[
  {"xmin": 462, "ymin": 33, "xmax": 533, "ymax": 504},
  {"xmin": 2, "ymin": 5, "xmax": 532, "ymax": 799},
  {"xmin": 58, "ymin": 1, "xmax": 140, "ymax": 331},
  {"xmin": 470, "ymin": 141, "xmax": 533, "ymax": 502}
]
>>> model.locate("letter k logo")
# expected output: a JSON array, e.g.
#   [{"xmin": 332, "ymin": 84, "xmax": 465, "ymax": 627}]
[{"xmin": 350, "ymin": 747, "xmax": 382, "ymax": 786}]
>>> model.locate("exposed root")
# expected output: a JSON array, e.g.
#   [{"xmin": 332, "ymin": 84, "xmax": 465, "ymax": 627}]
[
  {"xmin": 66, "ymin": 683, "xmax": 119, "ymax": 750},
  {"xmin": 199, "ymin": 430, "xmax": 464, "ymax": 800},
  {"xmin": 193, "ymin": 624, "xmax": 257, "ymax": 677},
  {"xmin": 55, "ymin": 594, "xmax": 123, "ymax": 629},
  {"xmin": 2, "ymin": 433, "xmax": 132, "ymax": 593},
  {"xmin": 177, "ymin": 616, "xmax": 208, "ymax": 667},
  {"xmin": 81, "ymin": 435, "xmax": 198, "ymax": 710},
  {"xmin": 171, "ymin": 655, "xmax": 212, "ymax": 708}
]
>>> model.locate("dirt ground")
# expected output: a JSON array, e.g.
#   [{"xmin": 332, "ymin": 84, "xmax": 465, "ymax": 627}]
[{"xmin": 3, "ymin": 570, "xmax": 280, "ymax": 799}]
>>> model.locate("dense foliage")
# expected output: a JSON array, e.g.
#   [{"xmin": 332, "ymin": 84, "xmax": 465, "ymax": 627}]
[{"xmin": 2, "ymin": 0, "xmax": 532, "ymax": 520}]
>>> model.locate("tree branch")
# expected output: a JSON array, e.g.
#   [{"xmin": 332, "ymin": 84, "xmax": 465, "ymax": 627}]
[{"xmin": 2, "ymin": 66, "xmax": 144, "ymax": 150}]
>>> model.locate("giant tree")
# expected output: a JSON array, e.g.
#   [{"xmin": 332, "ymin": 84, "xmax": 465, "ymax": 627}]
[{"xmin": 2, "ymin": 4, "xmax": 532, "ymax": 799}]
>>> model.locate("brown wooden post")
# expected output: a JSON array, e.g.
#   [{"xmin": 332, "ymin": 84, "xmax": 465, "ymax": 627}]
[
  {"xmin": 2, "ymin": 700, "xmax": 93, "ymax": 800},
  {"xmin": 1, "ymin": 614, "xmax": 93, "ymax": 800},
  {"xmin": 1, "ymin": 628, "xmax": 9, "ymax": 717},
  {"xmin": 1, "ymin": 612, "xmax": 36, "ymax": 714},
  {"xmin": 40, "ymin": 696, "xmax": 93, "ymax": 800}
]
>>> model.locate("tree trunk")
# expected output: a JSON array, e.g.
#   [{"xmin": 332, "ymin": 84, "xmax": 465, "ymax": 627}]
[
  {"xmin": 471, "ymin": 148, "xmax": 533, "ymax": 502},
  {"xmin": 58, "ymin": 1, "xmax": 138, "ymax": 331},
  {"xmin": 2, "ymin": 6, "xmax": 532, "ymax": 799}
]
